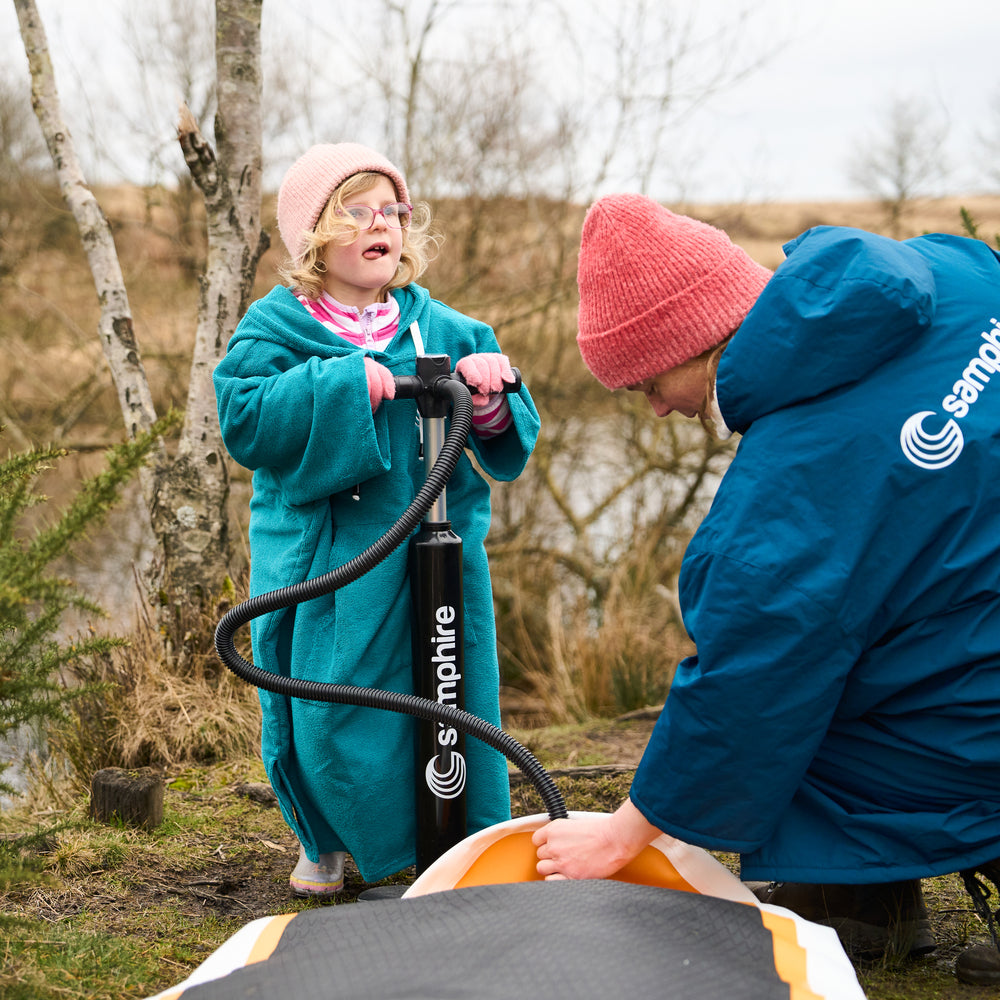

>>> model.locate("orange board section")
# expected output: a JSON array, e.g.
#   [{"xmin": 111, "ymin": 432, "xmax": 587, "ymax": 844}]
[
  {"xmin": 247, "ymin": 912, "xmax": 297, "ymax": 965},
  {"xmin": 452, "ymin": 831, "xmax": 698, "ymax": 893}
]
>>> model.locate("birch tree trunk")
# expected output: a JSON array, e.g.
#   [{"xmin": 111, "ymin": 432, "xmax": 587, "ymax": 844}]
[
  {"xmin": 158, "ymin": 0, "xmax": 267, "ymax": 636},
  {"xmin": 15, "ymin": 0, "xmax": 267, "ymax": 659},
  {"xmin": 14, "ymin": 0, "xmax": 163, "ymax": 452}
]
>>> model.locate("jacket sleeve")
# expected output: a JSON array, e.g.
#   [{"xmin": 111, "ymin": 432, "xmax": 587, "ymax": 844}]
[
  {"xmin": 630, "ymin": 548, "xmax": 862, "ymax": 852},
  {"xmin": 445, "ymin": 308, "xmax": 540, "ymax": 480},
  {"xmin": 467, "ymin": 385, "xmax": 540, "ymax": 481},
  {"xmin": 214, "ymin": 337, "xmax": 392, "ymax": 505}
]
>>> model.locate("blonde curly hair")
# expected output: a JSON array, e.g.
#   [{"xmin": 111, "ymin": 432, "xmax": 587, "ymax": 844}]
[{"xmin": 280, "ymin": 171, "xmax": 439, "ymax": 301}]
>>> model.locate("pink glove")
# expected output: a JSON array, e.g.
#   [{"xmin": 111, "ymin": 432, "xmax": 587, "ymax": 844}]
[
  {"xmin": 455, "ymin": 353, "xmax": 515, "ymax": 406},
  {"xmin": 364, "ymin": 357, "xmax": 396, "ymax": 412}
]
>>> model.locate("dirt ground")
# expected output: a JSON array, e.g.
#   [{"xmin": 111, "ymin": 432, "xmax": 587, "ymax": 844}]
[
  {"xmin": 7, "ymin": 715, "xmax": 997, "ymax": 998},
  {"xmin": 13, "ymin": 717, "xmax": 658, "ymax": 924}
]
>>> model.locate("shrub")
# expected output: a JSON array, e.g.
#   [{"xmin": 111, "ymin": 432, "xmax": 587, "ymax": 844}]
[{"xmin": 0, "ymin": 417, "xmax": 176, "ymax": 796}]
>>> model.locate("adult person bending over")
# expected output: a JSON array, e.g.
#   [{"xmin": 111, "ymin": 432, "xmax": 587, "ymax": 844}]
[{"xmin": 532, "ymin": 195, "xmax": 1000, "ymax": 986}]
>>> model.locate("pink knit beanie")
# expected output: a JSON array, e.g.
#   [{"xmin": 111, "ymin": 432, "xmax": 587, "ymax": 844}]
[
  {"xmin": 276, "ymin": 142, "xmax": 410, "ymax": 262},
  {"xmin": 576, "ymin": 194, "xmax": 772, "ymax": 390}
]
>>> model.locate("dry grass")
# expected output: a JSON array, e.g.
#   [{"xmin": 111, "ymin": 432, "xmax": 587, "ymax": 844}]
[
  {"xmin": 687, "ymin": 194, "xmax": 1000, "ymax": 269},
  {"xmin": 8, "ymin": 185, "xmax": 998, "ymax": 441},
  {"xmin": 31, "ymin": 591, "xmax": 262, "ymax": 811},
  {"xmin": 97, "ymin": 655, "xmax": 261, "ymax": 772},
  {"xmin": 507, "ymin": 572, "xmax": 691, "ymax": 724}
]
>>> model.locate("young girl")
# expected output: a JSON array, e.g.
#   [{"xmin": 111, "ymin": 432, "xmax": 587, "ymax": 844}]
[{"xmin": 214, "ymin": 143, "xmax": 539, "ymax": 895}]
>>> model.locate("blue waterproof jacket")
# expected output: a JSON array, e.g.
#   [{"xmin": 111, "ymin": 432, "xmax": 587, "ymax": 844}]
[
  {"xmin": 631, "ymin": 227, "xmax": 1000, "ymax": 882},
  {"xmin": 214, "ymin": 283, "xmax": 539, "ymax": 881}
]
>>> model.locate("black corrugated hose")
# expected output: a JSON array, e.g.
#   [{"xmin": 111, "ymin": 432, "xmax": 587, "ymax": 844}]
[{"xmin": 214, "ymin": 373, "xmax": 568, "ymax": 821}]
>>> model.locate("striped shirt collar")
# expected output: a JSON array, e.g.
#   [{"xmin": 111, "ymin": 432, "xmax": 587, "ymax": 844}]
[{"xmin": 297, "ymin": 291, "xmax": 400, "ymax": 348}]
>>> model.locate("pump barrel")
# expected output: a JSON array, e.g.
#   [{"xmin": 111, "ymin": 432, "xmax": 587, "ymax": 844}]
[{"xmin": 410, "ymin": 523, "xmax": 467, "ymax": 871}]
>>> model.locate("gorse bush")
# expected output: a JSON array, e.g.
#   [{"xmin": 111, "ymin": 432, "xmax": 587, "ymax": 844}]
[
  {"xmin": 960, "ymin": 206, "xmax": 1000, "ymax": 249},
  {"xmin": 0, "ymin": 416, "xmax": 177, "ymax": 795}
]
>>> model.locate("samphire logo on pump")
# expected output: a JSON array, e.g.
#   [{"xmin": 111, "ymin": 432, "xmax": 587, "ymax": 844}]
[{"xmin": 900, "ymin": 318, "xmax": 1000, "ymax": 470}]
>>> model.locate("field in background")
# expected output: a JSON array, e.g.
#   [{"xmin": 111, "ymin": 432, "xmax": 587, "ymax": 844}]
[
  {"xmin": 692, "ymin": 195, "xmax": 1000, "ymax": 269},
  {"xmin": 5, "ymin": 187, "xmax": 1000, "ymax": 712},
  {"xmin": 8, "ymin": 187, "xmax": 1000, "ymax": 449},
  {"xmin": 3, "ymin": 190, "xmax": 1000, "ymax": 999}
]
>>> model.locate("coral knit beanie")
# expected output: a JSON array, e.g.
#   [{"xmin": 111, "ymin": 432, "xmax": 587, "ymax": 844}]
[
  {"xmin": 276, "ymin": 142, "xmax": 410, "ymax": 262},
  {"xmin": 576, "ymin": 194, "xmax": 772, "ymax": 390}
]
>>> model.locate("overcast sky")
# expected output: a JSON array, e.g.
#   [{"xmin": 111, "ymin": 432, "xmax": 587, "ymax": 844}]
[
  {"xmin": 684, "ymin": 0, "xmax": 999, "ymax": 201},
  {"xmin": 2, "ymin": 0, "xmax": 997, "ymax": 203}
]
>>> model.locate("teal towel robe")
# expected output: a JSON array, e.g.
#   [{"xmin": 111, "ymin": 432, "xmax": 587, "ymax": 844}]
[{"xmin": 214, "ymin": 283, "xmax": 540, "ymax": 881}]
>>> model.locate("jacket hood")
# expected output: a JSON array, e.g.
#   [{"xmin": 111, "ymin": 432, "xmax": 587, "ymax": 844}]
[{"xmin": 716, "ymin": 226, "xmax": 937, "ymax": 433}]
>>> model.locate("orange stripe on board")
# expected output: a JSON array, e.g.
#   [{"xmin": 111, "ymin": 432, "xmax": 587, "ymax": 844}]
[
  {"xmin": 247, "ymin": 912, "xmax": 297, "ymax": 965},
  {"xmin": 760, "ymin": 910, "xmax": 823, "ymax": 1000}
]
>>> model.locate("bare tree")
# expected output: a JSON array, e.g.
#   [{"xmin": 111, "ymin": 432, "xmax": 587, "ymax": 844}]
[
  {"xmin": 0, "ymin": 66, "xmax": 49, "ymax": 183},
  {"xmin": 848, "ymin": 95, "xmax": 949, "ymax": 236},
  {"xmin": 14, "ymin": 0, "xmax": 267, "ymax": 658},
  {"xmin": 15, "ymin": 0, "xmax": 162, "ymax": 445},
  {"xmin": 121, "ymin": 0, "xmax": 218, "ymax": 187},
  {"xmin": 0, "ymin": 64, "xmax": 53, "ymax": 304},
  {"xmin": 349, "ymin": 0, "xmax": 768, "ymax": 205},
  {"xmin": 163, "ymin": 0, "xmax": 268, "ymax": 639},
  {"xmin": 977, "ymin": 83, "xmax": 1000, "ymax": 191},
  {"xmin": 320, "ymin": 0, "xmax": 760, "ymax": 713},
  {"xmin": 117, "ymin": 0, "xmax": 219, "ymax": 278},
  {"xmin": 541, "ymin": 0, "xmax": 768, "ymax": 200},
  {"xmin": 9, "ymin": 0, "xmax": 766, "ymax": 709}
]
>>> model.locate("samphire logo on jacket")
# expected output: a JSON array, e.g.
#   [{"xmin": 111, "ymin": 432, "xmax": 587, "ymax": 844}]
[{"xmin": 900, "ymin": 318, "xmax": 1000, "ymax": 470}]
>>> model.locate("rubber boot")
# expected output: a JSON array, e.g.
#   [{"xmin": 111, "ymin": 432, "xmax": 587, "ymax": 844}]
[
  {"xmin": 289, "ymin": 842, "xmax": 345, "ymax": 897},
  {"xmin": 753, "ymin": 879, "xmax": 935, "ymax": 960},
  {"xmin": 956, "ymin": 860, "xmax": 1000, "ymax": 985}
]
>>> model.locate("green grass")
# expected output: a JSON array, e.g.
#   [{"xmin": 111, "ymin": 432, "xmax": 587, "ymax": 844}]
[
  {"xmin": 0, "ymin": 745, "xmax": 995, "ymax": 999},
  {"xmin": 1, "ymin": 920, "xmax": 160, "ymax": 999}
]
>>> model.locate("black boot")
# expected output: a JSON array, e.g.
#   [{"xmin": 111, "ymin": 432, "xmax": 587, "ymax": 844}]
[
  {"xmin": 753, "ymin": 879, "xmax": 936, "ymax": 961},
  {"xmin": 956, "ymin": 860, "xmax": 1000, "ymax": 986}
]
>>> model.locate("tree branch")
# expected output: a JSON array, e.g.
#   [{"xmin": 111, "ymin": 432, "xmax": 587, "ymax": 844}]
[{"xmin": 177, "ymin": 103, "xmax": 219, "ymax": 198}]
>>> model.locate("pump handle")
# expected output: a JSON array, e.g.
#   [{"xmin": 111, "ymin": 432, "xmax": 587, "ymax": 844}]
[{"xmin": 394, "ymin": 366, "xmax": 521, "ymax": 400}]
